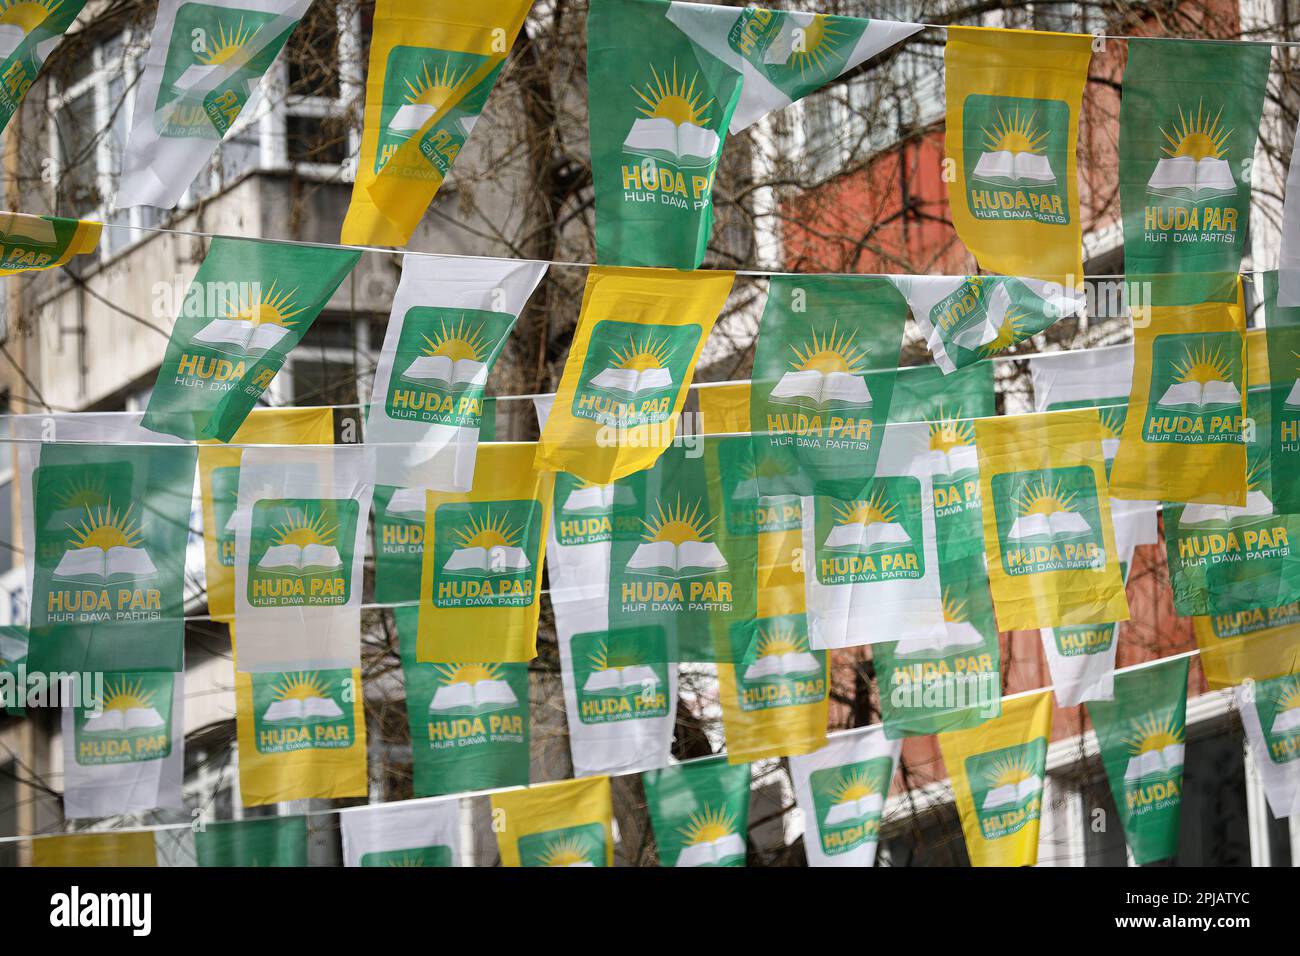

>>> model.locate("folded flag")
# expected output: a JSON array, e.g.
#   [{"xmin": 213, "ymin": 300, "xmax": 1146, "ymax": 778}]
[
  {"xmin": 1237, "ymin": 674, "xmax": 1300, "ymax": 820},
  {"xmin": 0, "ymin": 211, "xmax": 100, "ymax": 274},
  {"xmin": 340, "ymin": 796, "xmax": 462, "ymax": 867},
  {"xmin": 1194, "ymin": 605, "xmax": 1300, "ymax": 690},
  {"xmin": 0, "ymin": 0, "xmax": 86, "ymax": 135},
  {"xmin": 195, "ymin": 815, "xmax": 309, "ymax": 866},
  {"xmin": 490, "ymin": 776, "xmax": 614, "ymax": 867}
]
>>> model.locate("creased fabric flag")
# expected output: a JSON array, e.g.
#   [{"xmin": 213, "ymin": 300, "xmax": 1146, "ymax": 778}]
[
  {"xmin": 555, "ymin": 596, "xmax": 676, "ymax": 777},
  {"xmin": 874, "ymin": 556, "xmax": 1001, "ymax": 739},
  {"xmin": 1280, "ymin": 116, "xmax": 1300, "ymax": 305},
  {"xmin": 416, "ymin": 443, "xmax": 551, "ymax": 663},
  {"xmin": 803, "ymin": 422, "xmax": 946, "ymax": 650},
  {"xmin": 23, "ymin": 440, "xmax": 197, "ymax": 674},
  {"xmin": 395, "ymin": 606, "xmax": 529, "ymax": 795},
  {"xmin": 1237, "ymin": 674, "xmax": 1300, "ymax": 819},
  {"xmin": 1119, "ymin": 39, "xmax": 1269, "ymax": 277},
  {"xmin": 0, "ymin": 0, "xmax": 86, "ymax": 135},
  {"xmin": 349, "ymin": 0, "xmax": 534, "ymax": 246},
  {"xmin": 0, "ymin": 626, "xmax": 28, "ymax": 716},
  {"xmin": 195, "ymin": 815, "xmax": 308, "ymax": 866},
  {"xmin": 1263, "ymin": 271, "xmax": 1300, "ymax": 512},
  {"xmin": 373, "ymin": 484, "xmax": 426, "ymax": 605},
  {"xmin": 234, "ymin": 664, "xmax": 366, "ymax": 806},
  {"xmin": 117, "ymin": 0, "xmax": 310, "ymax": 208},
  {"xmin": 749, "ymin": 276, "xmax": 908, "ymax": 498},
  {"xmin": 33, "ymin": 831, "xmax": 159, "ymax": 867},
  {"xmin": 943, "ymin": 26, "xmax": 1090, "ymax": 283},
  {"xmin": 0, "ymin": 211, "xmax": 100, "ymax": 274},
  {"xmin": 893, "ymin": 275, "xmax": 1083, "ymax": 373},
  {"xmin": 199, "ymin": 407, "xmax": 333, "ymax": 624},
  {"xmin": 976, "ymin": 408, "xmax": 1130, "ymax": 630},
  {"xmin": 1109, "ymin": 275, "xmax": 1247, "ymax": 505},
  {"xmin": 590, "ymin": 0, "xmax": 919, "ymax": 268},
  {"xmin": 141, "ymin": 237, "xmax": 359, "ymax": 441},
  {"xmin": 61, "ymin": 671, "xmax": 184, "ymax": 819},
  {"xmin": 643, "ymin": 755, "xmax": 750, "ymax": 867},
  {"xmin": 1194, "ymin": 606, "xmax": 1300, "ymax": 690},
  {"xmin": 491, "ymin": 776, "xmax": 614, "ymax": 867},
  {"xmin": 367, "ymin": 255, "xmax": 546, "ymax": 490},
  {"xmin": 1087, "ymin": 657, "xmax": 1190, "ymax": 865},
  {"xmin": 233, "ymin": 445, "xmax": 374, "ymax": 672},
  {"xmin": 939, "ymin": 690, "xmax": 1052, "ymax": 867},
  {"xmin": 789, "ymin": 725, "xmax": 900, "ymax": 867},
  {"xmin": 341, "ymin": 798, "xmax": 462, "ymax": 867},
  {"xmin": 535, "ymin": 266, "xmax": 734, "ymax": 484}
]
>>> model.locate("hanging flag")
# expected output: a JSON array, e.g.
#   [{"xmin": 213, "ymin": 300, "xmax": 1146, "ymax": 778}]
[
  {"xmin": 0, "ymin": 626, "xmax": 27, "ymax": 716},
  {"xmin": 117, "ymin": 0, "xmax": 311, "ymax": 208},
  {"xmin": 491, "ymin": 776, "xmax": 614, "ymax": 867},
  {"xmin": 141, "ymin": 237, "xmax": 359, "ymax": 441},
  {"xmin": 1262, "ymin": 271, "xmax": 1300, "ymax": 512},
  {"xmin": 0, "ymin": 0, "xmax": 86, "ymax": 135},
  {"xmin": 341, "ymin": 798, "xmax": 462, "ymax": 866},
  {"xmin": 195, "ymin": 815, "xmax": 308, "ymax": 866},
  {"xmin": 589, "ymin": 0, "xmax": 920, "ymax": 268},
  {"xmin": 395, "ymin": 606, "xmax": 529, "ymax": 795},
  {"xmin": 642, "ymin": 755, "xmax": 751, "ymax": 867},
  {"xmin": 976, "ymin": 408, "xmax": 1129, "ymax": 630},
  {"xmin": 340, "ymin": 0, "xmax": 532, "ymax": 246},
  {"xmin": 199, "ymin": 407, "xmax": 334, "ymax": 624},
  {"xmin": 789, "ymin": 725, "xmax": 901, "ymax": 867},
  {"xmin": 874, "ymin": 556, "xmax": 1002, "ymax": 738},
  {"xmin": 416, "ymin": 442, "xmax": 551, "ymax": 662},
  {"xmin": 939, "ymin": 690, "xmax": 1053, "ymax": 867},
  {"xmin": 0, "ymin": 212, "xmax": 100, "ymax": 274},
  {"xmin": 803, "ymin": 422, "xmax": 946, "ymax": 650},
  {"xmin": 1087, "ymin": 657, "xmax": 1190, "ymax": 865},
  {"xmin": 555, "ymin": 597, "xmax": 676, "ymax": 777},
  {"xmin": 535, "ymin": 266, "xmax": 734, "ymax": 484},
  {"xmin": 24, "ymin": 442, "xmax": 197, "ymax": 674},
  {"xmin": 1120, "ymin": 39, "xmax": 1269, "ymax": 277},
  {"xmin": 749, "ymin": 276, "xmax": 908, "ymax": 498},
  {"xmin": 234, "ymin": 665, "xmax": 367, "ymax": 806},
  {"xmin": 1109, "ymin": 276, "xmax": 1247, "ymax": 504},
  {"xmin": 373, "ymin": 484, "xmax": 427, "ymax": 606},
  {"xmin": 233, "ymin": 446, "xmax": 375, "ymax": 672},
  {"xmin": 60, "ymin": 671, "xmax": 184, "ymax": 819},
  {"xmin": 893, "ymin": 275, "xmax": 1083, "ymax": 373},
  {"xmin": 1280, "ymin": 116, "xmax": 1300, "ymax": 305},
  {"xmin": 1194, "ymin": 606, "xmax": 1300, "ymax": 690},
  {"xmin": 943, "ymin": 26, "xmax": 1091, "ymax": 283},
  {"xmin": 367, "ymin": 256, "xmax": 546, "ymax": 489},
  {"xmin": 1237, "ymin": 674, "xmax": 1300, "ymax": 819},
  {"xmin": 33, "ymin": 831, "xmax": 159, "ymax": 867}
]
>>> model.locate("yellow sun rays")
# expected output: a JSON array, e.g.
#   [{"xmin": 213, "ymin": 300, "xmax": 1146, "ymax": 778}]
[
  {"xmin": 227, "ymin": 280, "xmax": 304, "ymax": 328},
  {"xmin": 54, "ymin": 474, "xmax": 108, "ymax": 512},
  {"xmin": 1160, "ymin": 98, "xmax": 1232, "ymax": 162},
  {"xmin": 1172, "ymin": 341, "xmax": 1233, "ymax": 385},
  {"xmin": 788, "ymin": 321, "xmax": 870, "ymax": 374},
  {"xmin": 421, "ymin": 315, "xmax": 490, "ymax": 362},
  {"xmin": 537, "ymin": 835, "xmax": 592, "ymax": 867},
  {"xmin": 988, "ymin": 750, "xmax": 1038, "ymax": 788},
  {"xmin": 404, "ymin": 58, "xmax": 475, "ymax": 108},
  {"xmin": 788, "ymin": 14, "xmax": 848, "ymax": 78},
  {"xmin": 271, "ymin": 671, "xmax": 331, "ymax": 702},
  {"xmin": 1013, "ymin": 476, "xmax": 1077, "ymax": 517},
  {"xmin": 942, "ymin": 588, "xmax": 969, "ymax": 624},
  {"xmin": 829, "ymin": 767, "xmax": 880, "ymax": 805},
  {"xmin": 433, "ymin": 662, "xmax": 503, "ymax": 686},
  {"xmin": 272, "ymin": 508, "xmax": 337, "ymax": 549},
  {"xmin": 611, "ymin": 332, "xmax": 673, "ymax": 372},
  {"xmin": 101, "ymin": 676, "xmax": 156, "ymax": 713},
  {"xmin": 982, "ymin": 108, "xmax": 1048, "ymax": 155},
  {"xmin": 632, "ymin": 61, "xmax": 713, "ymax": 128},
  {"xmin": 640, "ymin": 494, "xmax": 715, "ymax": 545},
  {"xmin": 453, "ymin": 508, "xmax": 522, "ymax": 550},
  {"xmin": 677, "ymin": 804, "xmax": 738, "ymax": 846},
  {"xmin": 753, "ymin": 619, "xmax": 808, "ymax": 659},
  {"xmin": 1098, "ymin": 405, "xmax": 1125, "ymax": 442},
  {"xmin": 978, "ymin": 308, "xmax": 1028, "ymax": 356},
  {"xmin": 929, "ymin": 406, "xmax": 975, "ymax": 454},
  {"xmin": 1273, "ymin": 678, "xmax": 1300, "ymax": 716},
  {"xmin": 66, "ymin": 500, "xmax": 144, "ymax": 552},
  {"xmin": 0, "ymin": 0, "xmax": 60, "ymax": 35},
  {"xmin": 199, "ymin": 16, "xmax": 257, "ymax": 66},
  {"xmin": 1121, "ymin": 710, "xmax": 1185, "ymax": 757},
  {"xmin": 832, "ymin": 486, "xmax": 898, "ymax": 527}
]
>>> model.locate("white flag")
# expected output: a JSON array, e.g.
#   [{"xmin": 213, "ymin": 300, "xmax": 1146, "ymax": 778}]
[
  {"xmin": 1237, "ymin": 676, "xmax": 1300, "ymax": 819},
  {"xmin": 340, "ymin": 798, "xmax": 462, "ymax": 867}
]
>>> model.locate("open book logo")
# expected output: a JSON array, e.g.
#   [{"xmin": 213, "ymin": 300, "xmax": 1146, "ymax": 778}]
[
  {"xmin": 428, "ymin": 662, "xmax": 518, "ymax": 714},
  {"xmin": 258, "ymin": 671, "xmax": 345, "ymax": 724},
  {"xmin": 1147, "ymin": 100, "xmax": 1236, "ymax": 203},
  {"xmin": 822, "ymin": 488, "xmax": 911, "ymax": 554},
  {"xmin": 928, "ymin": 410, "xmax": 978, "ymax": 479},
  {"xmin": 1121, "ymin": 710, "xmax": 1186, "ymax": 788},
  {"xmin": 580, "ymin": 637, "xmax": 659, "ymax": 696},
  {"xmin": 1154, "ymin": 340, "xmax": 1241, "ymax": 410},
  {"xmin": 674, "ymin": 805, "xmax": 745, "ymax": 867},
  {"xmin": 572, "ymin": 630, "xmax": 668, "ymax": 723},
  {"xmin": 587, "ymin": 330, "xmax": 677, "ymax": 398},
  {"xmin": 1006, "ymin": 476, "xmax": 1092, "ymax": 543},
  {"xmin": 52, "ymin": 500, "xmax": 158, "ymax": 582},
  {"xmin": 967, "ymin": 740, "xmax": 1046, "ymax": 839},
  {"xmin": 809, "ymin": 758, "xmax": 891, "ymax": 854},
  {"xmin": 1257, "ymin": 677, "xmax": 1300, "ymax": 757},
  {"xmin": 359, "ymin": 845, "xmax": 453, "ymax": 867},
  {"xmin": 624, "ymin": 62, "xmax": 721, "ymax": 167},
  {"xmin": 373, "ymin": 46, "xmax": 489, "ymax": 173},
  {"xmin": 626, "ymin": 494, "xmax": 726, "ymax": 579},
  {"xmin": 741, "ymin": 620, "xmax": 821, "ymax": 684},
  {"xmin": 1179, "ymin": 459, "xmax": 1273, "ymax": 527},
  {"xmin": 398, "ymin": 314, "xmax": 495, "ymax": 392},
  {"xmin": 191, "ymin": 280, "xmax": 302, "ymax": 357},
  {"xmin": 0, "ymin": 211, "xmax": 58, "ymax": 249},
  {"xmin": 972, "ymin": 107, "xmax": 1055, "ymax": 187},
  {"xmin": 388, "ymin": 57, "xmax": 475, "ymax": 140},
  {"xmin": 75, "ymin": 674, "xmax": 172, "ymax": 766},
  {"xmin": 256, "ymin": 507, "xmax": 342, "ymax": 576},
  {"xmin": 768, "ymin": 322, "xmax": 872, "ymax": 409},
  {"xmin": 893, "ymin": 589, "xmax": 986, "ymax": 660},
  {"xmin": 441, "ymin": 507, "xmax": 532, "ymax": 577},
  {"xmin": 518, "ymin": 824, "xmax": 606, "ymax": 868},
  {"xmin": 950, "ymin": 282, "xmax": 1028, "ymax": 357}
]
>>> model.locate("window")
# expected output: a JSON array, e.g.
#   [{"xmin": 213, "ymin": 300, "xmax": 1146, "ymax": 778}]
[{"xmin": 879, "ymin": 803, "xmax": 971, "ymax": 866}]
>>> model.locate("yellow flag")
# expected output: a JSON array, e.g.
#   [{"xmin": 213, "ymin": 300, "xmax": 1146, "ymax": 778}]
[
  {"xmin": 944, "ymin": 26, "xmax": 1090, "ymax": 282},
  {"xmin": 1194, "ymin": 608, "xmax": 1300, "ymax": 689},
  {"xmin": 32, "ymin": 831, "xmax": 157, "ymax": 867},
  {"xmin": 1109, "ymin": 280, "xmax": 1247, "ymax": 505},
  {"xmin": 535, "ymin": 267, "xmax": 734, "ymax": 484},
  {"xmin": 199, "ymin": 408, "xmax": 334, "ymax": 623},
  {"xmin": 341, "ymin": 0, "xmax": 533, "ymax": 246},
  {"xmin": 939, "ymin": 691, "xmax": 1053, "ymax": 866},
  {"xmin": 417, "ymin": 443, "xmax": 553, "ymax": 662},
  {"xmin": 976, "ymin": 408, "xmax": 1129, "ymax": 629},
  {"xmin": 0, "ymin": 212, "xmax": 101, "ymax": 275},
  {"xmin": 491, "ymin": 776, "xmax": 614, "ymax": 867}
]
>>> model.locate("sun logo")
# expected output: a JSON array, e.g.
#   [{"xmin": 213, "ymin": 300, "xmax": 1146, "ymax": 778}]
[
  {"xmin": 829, "ymin": 768, "xmax": 880, "ymax": 806},
  {"xmin": 752, "ymin": 620, "xmax": 809, "ymax": 659},
  {"xmin": 421, "ymin": 316, "xmax": 489, "ymax": 363},
  {"xmin": 537, "ymin": 835, "xmax": 593, "ymax": 867},
  {"xmin": 383, "ymin": 852, "xmax": 429, "ymax": 867},
  {"xmin": 929, "ymin": 406, "xmax": 974, "ymax": 454},
  {"xmin": 66, "ymin": 501, "xmax": 144, "ymax": 552},
  {"xmin": 640, "ymin": 495, "xmax": 715, "ymax": 545},
  {"xmin": 197, "ymin": 16, "xmax": 257, "ymax": 66},
  {"xmin": 610, "ymin": 332, "xmax": 673, "ymax": 373},
  {"xmin": 632, "ymin": 61, "xmax": 713, "ymax": 129},
  {"xmin": 1098, "ymin": 405, "xmax": 1125, "ymax": 443},
  {"xmin": 271, "ymin": 671, "xmax": 331, "ymax": 703},
  {"xmin": 433, "ymin": 662, "xmax": 504, "ymax": 686},
  {"xmin": 1122, "ymin": 711, "xmax": 1185, "ymax": 757},
  {"xmin": 226, "ymin": 280, "xmax": 303, "ymax": 328},
  {"xmin": 53, "ymin": 475, "xmax": 109, "ymax": 512},
  {"xmin": 1161, "ymin": 99, "xmax": 1231, "ymax": 162},
  {"xmin": 586, "ymin": 638, "xmax": 616, "ymax": 673},
  {"xmin": 786, "ymin": 14, "xmax": 848, "ymax": 77},
  {"xmin": 788, "ymin": 322, "xmax": 869, "ymax": 374},
  {"xmin": 978, "ymin": 306, "xmax": 1027, "ymax": 356},
  {"xmin": 0, "ymin": 0, "xmax": 60, "ymax": 35},
  {"xmin": 1270, "ymin": 679, "xmax": 1300, "ymax": 732},
  {"xmin": 678, "ymin": 805, "xmax": 738, "ymax": 847},
  {"xmin": 942, "ymin": 589, "xmax": 968, "ymax": 624},
  {"xmin": 405, "ymin": 58, "xmax": 474, "ymax": 112},
  {"xmin": 987, "ymin": 751, "xmax": 1038, "ymax": 790},
  {"xmin": 832, "ymin": 487, "xmax": 898, "ymax": 528},
  {"xmin": 272, "ymin": 509, "xmax": 337, "ymax": 549},
  {"xmin": 983, "ymin": 108, "xmax": 1048, "ymax": 156},
  {"xmin": 1013, "ymin": 477, "xmax": 1077, "ymax": 518},
  {"xmin": 453, "ymin": 509, "xmax": 522, "ymax": 550},
  {"xmin": 1172, "ymin": 341, "xmax": 1233, "ymax": 385},
  {"xmin": 100, "ymin": 676, "xmax": 156, "ymax": 714}
]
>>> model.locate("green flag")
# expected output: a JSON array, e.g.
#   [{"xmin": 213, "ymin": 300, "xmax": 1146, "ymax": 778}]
[
  {"xmin": 141, "ymin": 238, "xmax": 359, "ymax": 441},
  {"xmin": 0, "ymin": 0, "xmax": 87, "ymax": 135},
  {"xmin": 643, "ymin": 755, "xmax": 751, "ymax": 867},
  {"xmin": 373, "ymin": 486, "xmax": 425, "ymax": 606},
  {"xmin": 196, "ymin": 815, "xmax": 309, "ymax": 866},
  {"xmin": 1264, "ymin": 270, "xmax": 1300, "ymax": 513},
  {"xmin": 1086, "ymin": 657, "xmax": 1190, "ymax": 865}
]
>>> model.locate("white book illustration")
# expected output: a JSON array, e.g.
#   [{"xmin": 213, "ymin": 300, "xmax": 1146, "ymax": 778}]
[
  {"xmin": 401, "ymin": 354, "xmax": 487, "ymax": 389},
  {"xmin": 388, "ymin": 102, "xmax": 437, "ymax": 137},
  {"xmin": 428, "ymin": 678, "xmax": 518, "ymax": 712},
  {"xmin": 1007, "ymin": 510, "xmax": 1090, "ymax": 540},
  {"xmin": 588, "ymin": 365, "xmax": 673, "ymax": 395},
  {"xmin": 769, "ymin": 369, "xmax": 872, "ymax": 408},
  {"xmin": 1270, "ymin": 708, "xmax": 1300, "ymax": 736},
  {"xmin": 823, "ymin": 793, "xmax": 883, "ymax": 826},
  {"xmin": 1147, "ymin": 156, "xmax": 1236, "ymax": 201},
  {"xmin": 384, "ymin": 487, "xmax": 427, "ymax": 520},
  {"xmin": 929, "ymin": 444, "xmax": 979, "ymax": 478},
  {"xmin": 971, "ymin": 150, "xmax": 1055, "ymax": 185},
  {"xmin": 0, "ymin": 212, "xmax": 57, "ymax": 247},
  {"xmin": 1180, "ymin": 490, "xmax": 1274, "ymax": 526},
  {"xmin": 0, "ymin": 25, "xmax": 25, "ymax": 60},
  {"xmin": 981, "ymin": 775, "xmax": 1042, "ymax": 810},
  {"xmin": 1123, "ymin": 743, "xmax": 1184, "ymax": 783},
  {"xmin": 823, "ymin": 520, "xmax": 910, "ymax": 552},
  {"xmin": 674, "ymin": 833, "xmax": 745, "ymax": 867},
  {"xmin": 743, "ymin": 651, "xmax": 821, "ymax": 682},
  {"xmin": 258, "ymin": 542, "xmax": 343, "ymax": 573},
  {"xmin": 562, "ymin": 483, "xmax": 633, "ymax": 512},
  {"xmin": 951, "ymin": 284, "xmax": 1014, "ymax": 351},
  {"xmin": 0, "ymin": 635, "xmax": 26, "ymax": 663},
  {"xmin": 1285, "ymin": 380, "xmax": 1300, "ymax": 408},
  {"xmin": 83, "ymin": 706, "xmax": 165, "ymax": 734},
  {"xmin": 625, "ymin": 539, "xmax": 727, "ymax": 577},
  {"xmin": 262, "ymin": 696, "xmax": 344, "ymax": 722},
  {"xmin": 622, "ymin": 116, "xmax": 720, "ymax": 167},
  {"xmin": 192, "ymin": 318, "xmax": 292, "ymax": 355},
  {"xmin": 53, "ymin": 546, "xmax": 157, "ymax": 580},
  {"xmin": 582, "ymin": 666, "xmax": 659, "ymax": 694},
  {"xmin": 442, "ymin": 545, "xmax": 531, "ymax": 575},
  {"xmin": 1156, "ymin": 379, "xmax": 1241, "ymax": 409},
  {"xmin": 893, "ymin": 621, "xmax": 984, "ymax": 659}
]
